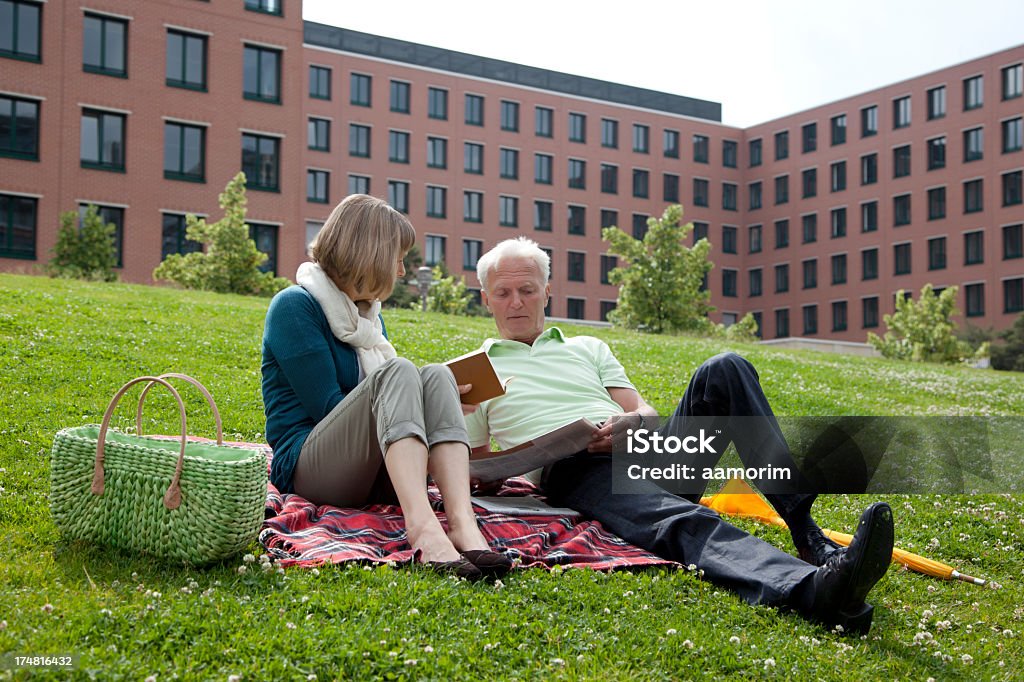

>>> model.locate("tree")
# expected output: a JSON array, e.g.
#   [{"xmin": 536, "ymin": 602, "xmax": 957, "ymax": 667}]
[
  {"xmin": 425, "ymin": 265, "xmax": 471, "ymax": 315},
  {"xmin": 602, "ymin": 204, "xmax": 715, "ymax": 334},
  {"xmin": 384, "ymin": 244, "xmax": 422, "ymax": 309},
  {"xmin": 153, "ymin": 173, "xmax": 290, "ymax": 297},
  {"xmin": 867, "ymin": 284, "xmax": 988, "ymax": 364},
  {"xmin": 990, "ymin": 314, "xmax": 1024, "ymax": 372},
  {"xmin": 48, "ymin": 204, "xmax": 118, "ymax": 281}
]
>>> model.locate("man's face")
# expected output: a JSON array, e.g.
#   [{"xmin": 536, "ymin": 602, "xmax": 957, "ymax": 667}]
[{"xmin": 482, "ymin": 256, "xmax": 550, "ymax": 344}]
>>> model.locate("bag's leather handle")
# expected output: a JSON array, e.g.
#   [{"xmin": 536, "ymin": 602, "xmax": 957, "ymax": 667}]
[
  {"xmin": 135, "ymin": 373, "xmax": 223, "ymax": 445},
  {"xmin": 92, "ymin": 376, "xmax": 187, "ymax": 510}
]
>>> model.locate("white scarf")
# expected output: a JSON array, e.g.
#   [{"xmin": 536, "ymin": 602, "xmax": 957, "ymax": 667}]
[{"xmin": 296, "ymin": 262, "xmax": 396, "ymax": 376}]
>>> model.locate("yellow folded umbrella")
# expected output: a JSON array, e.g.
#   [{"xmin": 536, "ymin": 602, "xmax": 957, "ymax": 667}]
[{"xmin": 700, "ymin": 478, "xmax": 986, "ymax": 585}]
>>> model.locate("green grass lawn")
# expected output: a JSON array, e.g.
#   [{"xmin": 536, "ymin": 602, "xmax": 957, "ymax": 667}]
[{"xmin": 1, "ymin": 273, "xmax": 1022, "ymax": 681}]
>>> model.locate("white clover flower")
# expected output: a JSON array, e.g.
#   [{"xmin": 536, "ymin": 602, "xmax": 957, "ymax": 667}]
[
  {"xmin": 603, "ymin": 607, "xmax": 611, "ymax": 615},
  {"xmin": 484, "ymin": 643, "xmax": 495, "ymax": 651},
  {"xmin": 550, "ymin": 658, "xmax": 565, "ymax": 666},
  {"xmin": 311, "ymin": 568, "xmax": 320, "ymax": 577},
  {"xmin": 682, "ymin": 639, "xmax": 694, "ymax": 649},
  {"xmin": 404, "ymin": 660, "xmax": 417, "ymax": 666},
  {"xmin": 237, "ymin": 565, "xmax": 248, "ymax": 575},
  {"xmin": 145, "ymin": 676, "xmax": 157, "ymax": 682},
  {"xmin": 41, "ymin": 603, "xmax": 53, "ymax": 614},
  {"xmin": 307, "ymin": 675, "xmax": 317, "ymax": 681},
  {"xmin": 0, "ymin": 620, "xmax": 6, "ymax": 630},
  {"xmin": 764, "ymin": 658, "xmax": 776, "ymax": 668},
  {"xmin": 388, "ymin": 652, "xmax": 398, "ymax": 658},
  {"xmin": 408, "ymin": 608, "xmax": 419, "ymax": 616},
  {"xmin": 242, "ymin": 554, "xmax": 256, "ymax": 564},
  {"xmin": 1003, "ymin": 629, "xmax": 1014, "ymax": 637},
  {"xmin": 261, "ymin": 563, "xmax": 273, "ymax": 573},
  {"xmin": 729, "ymin": 636, "xmax": 740, "ymax": 645},
  {"xmin": 687, "ymin": 564, "xmax": 697, "ymax": 572},
  {"xmin": 228, "ymin": 676, "xmax": 241, "ymax": 682},
  {"xmin": 423, "ymin": 645, "xmax": 434, "ymax": 653},
  {"xmin": 922, "ymin": 609, "xmax": 933, "ymax": 619},
  {"xmin": 666, "ymin": 629, "xmax": 677, "ymax": 636},
  {"xmin": 494, "ymin": 579, "xmax": 505, "ymax": 590},
  {"xmin": 100, "ymin": 608, "xmax": 112, "ymax": 616},
  {"xmin": 260, "ymin": 554, "xmax": 272, "ymax": 564},
  {"xmin": 961, "ymin": 654, "xmax": 973, "ymax": 664},
  {"xmin": 286, "ymin": 622, "xmax": 296, "ymax": 630}
]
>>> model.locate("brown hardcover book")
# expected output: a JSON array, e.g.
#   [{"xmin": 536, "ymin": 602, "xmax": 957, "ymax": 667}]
[{"xmin": 445, "ymin": 349, "xmax": 511, "ymax": 404}]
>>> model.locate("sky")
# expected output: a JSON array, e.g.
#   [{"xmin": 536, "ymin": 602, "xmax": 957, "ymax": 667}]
[{"xmin": 303, "ymin": 0, "xmax": 1024, "ymax": 128}]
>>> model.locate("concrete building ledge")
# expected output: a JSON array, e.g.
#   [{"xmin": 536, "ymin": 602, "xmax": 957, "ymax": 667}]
[{"xmin": 758, "ymin": 337, "xmax": 881, "ymax": 357}]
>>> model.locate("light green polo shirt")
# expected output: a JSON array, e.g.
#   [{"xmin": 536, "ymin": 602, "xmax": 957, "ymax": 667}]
[{"xmin": 464, "ymin": 327, "xmax": 635, "ymax": 450}]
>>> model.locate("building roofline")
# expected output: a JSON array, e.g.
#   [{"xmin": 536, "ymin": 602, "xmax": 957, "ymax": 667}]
[{"xmin": 303, "ymin": 21, "xmax": 722, "ymax": 123}]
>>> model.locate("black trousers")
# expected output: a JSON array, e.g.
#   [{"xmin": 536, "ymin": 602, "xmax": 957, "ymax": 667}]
[{"xmin": 545, "ymin": 352, "xmax": 817, "ymax": 607}]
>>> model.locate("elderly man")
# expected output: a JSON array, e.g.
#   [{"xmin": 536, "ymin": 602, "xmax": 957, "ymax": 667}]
[{"xmin": 464, "ymin": 236, "xmax": 894, "ymax": 634}]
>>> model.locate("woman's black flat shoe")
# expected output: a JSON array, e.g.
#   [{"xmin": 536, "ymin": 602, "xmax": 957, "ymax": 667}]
[
  {"xmin": 424, "ymin": 557, "xmax": 483, "ymax": 581},
  {"xmin": 461, "ymin": 549, "xmax": 513, "ymax": 579}
]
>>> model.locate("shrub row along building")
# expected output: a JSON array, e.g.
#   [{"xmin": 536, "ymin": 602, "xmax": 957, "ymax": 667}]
[{"xmin": 2, "ymin": 0, "xmax": 1022, "ymax": 340}]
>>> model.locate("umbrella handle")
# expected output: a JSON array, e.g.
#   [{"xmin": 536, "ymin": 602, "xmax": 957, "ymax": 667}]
[{"xmin": 951, "ymin": 570, "xmax": 986, "ymax": 586}]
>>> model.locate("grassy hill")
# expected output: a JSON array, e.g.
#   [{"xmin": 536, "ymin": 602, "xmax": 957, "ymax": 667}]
[{"xmin": 1, "ymin": 274, "xmax": 1022, "ymax": 680}]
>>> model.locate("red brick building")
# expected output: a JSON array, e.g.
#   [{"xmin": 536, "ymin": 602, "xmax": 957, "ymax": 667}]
[{"xmin": 2, "ymin": 0, "xmax": 1021, "ymax": 340}]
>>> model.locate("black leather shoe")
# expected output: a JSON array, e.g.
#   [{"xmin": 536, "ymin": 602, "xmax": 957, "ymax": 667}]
[
  {"xmin": 794, "ymin": 524, "xmax": 846, "ymax": 567},
  {"xmin": 461, "ymin": 549, "xmax": 513, "ymax": 579},
  {"xmin": 423, "ymin": 557, "xmax": 483, "ymax": 581},
  {"xmin": 807, "ymin": 502, "xmax": 894, "ymax": 634}
]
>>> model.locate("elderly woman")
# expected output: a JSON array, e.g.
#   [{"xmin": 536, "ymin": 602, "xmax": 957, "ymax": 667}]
[{"xmin": 261, "ymin": 194, "xmax": 510, "ymax": 579}]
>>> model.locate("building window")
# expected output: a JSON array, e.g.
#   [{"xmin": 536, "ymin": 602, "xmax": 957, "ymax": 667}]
[
  {"xmin": 1003, "ymin": 170, "xmax": 1023, "ymax": 206},
  {"xmin": 964, "ymin": 230, "xmax": 984, "ymax": 265},
  {"xmin": 862, "ymin": 297, "xmax": 879, "ymax": 329},
  {"xmin": 243, "ymin": 45, "xmax": 280, "ymax": 103},
  {"xmin": 722, "ymin": 225, "xmax": 737, "ymax": 254},
  {"xmin": 167, "ymin": 30, "xmax": 207, "ymax": 90},
  {"xmin": 803, "ymin": 305, "xmax": 818, "ymax": 335},
  {"xmin": 634, "ymin": 169, "xmax": 650, "ymax": 199},
  {"xmin": 464, "ymin": 142, "xmax": 483, "ymax": 174},
  {"xmin": 306, "ymin": 169, "xmax": 328, "ymax": 203},
  {"xmin": 599, "ymin": 209, "xmax": 616, "ymax": 230},
  {"xmin": 802, "ymin": 168, "xmax": 817, "ymax": 198},
  {"xmin": 693, "ymin": 134, "xmax": 709, "ymax": 163},
  {"xmin": 388, "ymin": 130, "xmax": 410, "ymax": 163},
  {"xmin": 240, "ymin": 132, "xmax": 279, "ymax": 191},
  {"xmin": 722, "ymin": 139, "xmax": 737, "ymax": 167},
  {"xmin": 893, "ymin": 96, "xmax": 911, "ymax": 128},
  {"xmin": 963, "ymin": 127, "xmax": 984, "ymax": 162},
  {"xmin": 499, "ymin": 148, "xmax": 518, "ymax": 179},
  {"xmin": 965, "ymin": 282, "xmax": 985, "ymax": 317},
  {"xmin": 566, "ymin": 298, "xmax": 585, "ymax": 320},
  {"xmin": 774, "ymin": 309, "xmax": 789, "ymax": 338},
  {"xmin": 535, "ymin": 153, "xmax": 553, "ymax": 184},
  {"xmin": 831, "ymin": 253, "xmax": 847, "ymax": 284},
  {"xmin": 568, "ymin": 158, "xmax": 586, "ymax": 190},
  {"xmin": 535, "ymin": 106, "xmax": 553, "ymax": 137},
  {"xmin": 749, "ymin": 181, "xmax": 762, "ymax": 210},
  {"xmin": 693, "ymin": 178, "xmax": 709, "ymax": 207},
  {"xmin": 664, "ymin": 129, "xmax": 680, "ymax": 158},
  {"xmin": 927, "ymin": 86, "xmax": 946, "ymax": 119},
  {"xmin": 964, "ymin": 75, "xmax": 983, "ymax": 110},
  {"xmin": 893, "ymin": 194, "xmax": 911, "ymax": 226},
  {"xmin": 307, "ymin": 117, "xmax": 329, "ymax": 152},
  {"xmin": 463, "ymin": 238, "xmax": 482, "ymax": 271},
  {"xmin": 692, "ymin": 222, "xmax": 708, "ymax": 244},
  {"xmin": 831, "ymin": 205, "xmax": 847, "ymax": 237},
  {"xmin": 244, "ymin": 0, "xmax": 282, "ymax": 15},
  {"xmin": 161, "ymin": 212, "xmax": 200, "ymax": 260},
  {"xmin": 774, "ymin": 264, "xmax": 789, "ymax": 293},
  {"xmin": 1002, "ymin": 63, "xmax": 1023, "ymax": 100},
  {"xmin": 83, "ymin": 13, "xmax": 127, "ymax": 77},
  {"xmin": 721, "ymin": 269, "xmax": 737, "ymax": 297},
  {"xmin": 749, "ymin": 224, "xmax": 763, "ymax": 253},
  {"xmin": 860, "ymin": 153, "xmax": 877, "ymax": 185},
  {"xmin": 1005, "ymin": 278, "xmax": 1024, "ymax": 313},
  {"xmin": 775, "ymin": 130, "xmax": 789, "ymax": 160},
  {"xmin": 663, "ymin": 173, "xmax": 680, "ymax": 203},
  {"xmin": 348, "ymin": 174, "xmax": 370, "ymax": 196},
  {"xmin": 500, "ymin": 100, "xmax": 519, "ymax": 132},
  {"xmin": 428, "ymin": 87, "xmax": 448, "ymax": 120},
  {"xmin": 0, "ymin": 193, "xmax": 35, "ymax": 259},
  {"xmin": 832, "ymin": 301, "xmax": 848, "ymax": 332},
  {"xmin": 387, "ymin": 180, "xmax": 409, "ymax": 213},
  {"xmin": 829, "ymin": 114, "xmax": 847, "ymax": 146},
  {"xmin": 465, "ymin": 94, "xmax": 484, "ymax": 126},
  {"xmin": 0, "ymin": 0, "xmax": 41, "ymax": 62},
  {"xmin": 633, "ymin": 124, "xmax": 650, "ymax": 154},
  {"xmin": 163, "ymin": 122, "xmax": 205, "ymax": 182},
  {"xmin": 568, "ymin": 112, "xmax": 586, "ymax": 143},
  {"xmin": 802, "ymin": 214, "xmax": 817, "ymax": 243},
  {"xmin": 600, "ymin": 118, "xmax": 618, "ymax": 148},
  {"xmin": 893, "ymin": 145, "xmax": 911, "ymax": 178},
  {"xmin": 830, "ymin": 161, "xmax": 846, "ymax": 192},
  {"xmin": 424, "ymin": 235, "xmax": 446, "ymax": 266},
  {"xmin": 78, "ymin": 204, "xmax": 124, "ymax": 267},
  {"xmin": 802, "ymin": 258, "xmax": 817, "ymax": 289},
  {"xmin": 389, "ymin": 80, "xmax": 410, "ymax": 113},
  {"xmin": 928, "ymin": 236, "xmax": 947, "ymax": 270},
  {"xmin": 534, "ymin": 200, "xmax": 552, "ymax": 231},
  {"xmin": 927, "ymin": 187, "xmax": 946, "ymax": 220},
  {"xmin": 463, "ymin": 191, "xmax": 482, "ymax": 223},
  {"xmin": 774, "ymin": 175, "xmax": 789, "ymax": 205},
  {"xmin": 740, "ymin": 139, "xmax": 761, "ymax": 171},
  {"xmin": 749, "ymin": 268, "xmax": 762, "ymax": 297},
  {"xmin": 568, "ymin": 251, "xmax": 585, "ymax": 282},
  {"xmin": 722, "ymin": 182, "xmax": 737, "ymax": 210},
  {"xmin": 774, "ymin": 219, "xmax": 789, "ymax": 249},
  {"xmin": 861, "ymin": 105, "xmax": 878, "ymax": 137},
  {"xmin": 426, "ymin": 136, "xmax": 447, "ymax": 169},
  {"xmin": 862, "ymin": 248, "xmax": 878, "ymax": 280},
  {"xmin": 80, "ymin": 109, "xmax": 125, "ymax": 171},
  {"xmin": 567, "ymin": 205, "xmax": 585, "ymax": 235},
  {"xmin": 964, "ymin": 179, "xmax": 983, "ymax": 213},
  {"xmin": 634, "ymin": 213, "xmax": 650, "ymax": 241},
  {"xmin": 600, "ymin": 164, "xmax": 618, "ymax": 194},
  {"xmin": 426, "ymin": 185, "xmax": 446, "ymax": 218},
  {"xmin": 600, "ymin": 254, "xmax": 617, "ymax": 285},
  {"xmin": 308, "ymin": 65, "xmax": 330, "ymax": 99},
  {"xmin": 927, "ymin": 137, "xmax": 946, "ymax": 170},
  {"xmin": 0, "ymin": 94, "xmax": 39, "ymax": 160},
  {"xmin": 1003, "ymin": 117, "xmax": 1023, "ymax": 153},
  {"xmin": 801, "ymin": 123, "xmax": 817, "ymax": 153},
  {"xmin": 1005, "ymin": 224, "xmax": 1023, "ymax": 260},
  {"xmin": 861, "ymin": 201, "xmax": 878, "ymax": 232},
  {"xmin": 894, "ymin": 243, "xmax": 911, "ymax": 275},
  {"xmin": 599, "ymin": 300, "xmax": 616, "ymax": 322},
  {"xmin": 348, "ymin": 124, "xmax": 370, "ymax": 158},
  {"xmin": 499, "ymin": 196, "xmax": 518, "ymax": 227}
]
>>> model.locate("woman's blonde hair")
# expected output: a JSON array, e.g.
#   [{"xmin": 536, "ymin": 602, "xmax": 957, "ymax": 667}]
[{"xmin": 309, "ymin": 194, "xmax": 416, "ymax": 300}]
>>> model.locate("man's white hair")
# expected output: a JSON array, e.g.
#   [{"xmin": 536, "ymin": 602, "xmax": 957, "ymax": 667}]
[{"xmin": 476, "ymin": 236, "xmax": 550, "ymax": 290}]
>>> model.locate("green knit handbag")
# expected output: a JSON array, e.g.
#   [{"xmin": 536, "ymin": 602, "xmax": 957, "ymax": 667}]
[{"xmin": 50, "ymin": 374, "xmax": 268, "ymax": 564}]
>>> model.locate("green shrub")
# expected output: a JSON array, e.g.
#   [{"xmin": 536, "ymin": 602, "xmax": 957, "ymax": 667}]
[
  {"xmin": 425, "ymin": 265, "xmax": 471, "ymax": 315},
  {"xmin": 991, "ymin": 314, "xmax": 1024, "ymax": 372},
  {"xmin": 48, "ymin": 204, "xmax": 118, "ymax": 282}
]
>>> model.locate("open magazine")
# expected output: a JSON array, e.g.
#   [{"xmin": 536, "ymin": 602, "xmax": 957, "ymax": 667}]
[{"xmin": 469, "ymin": 418, "xmax": 598, "ymax": 482}]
